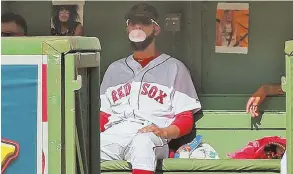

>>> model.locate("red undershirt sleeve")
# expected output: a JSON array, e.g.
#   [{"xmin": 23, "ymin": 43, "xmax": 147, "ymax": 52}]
[
  {"xmin": 100, "ymin": 112, "xmax": 111, "ymax": 132},
  {"xmin": 171, "ymin": 110, "xmax": 194, "ymax": 137}
]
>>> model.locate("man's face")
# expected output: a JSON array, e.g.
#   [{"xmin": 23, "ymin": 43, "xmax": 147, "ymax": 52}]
[
  {"xmin": 59, "ymin": 9, "xmax": 70, "ymax": 23},
  {"xmin": 127, "ymin": 17, "xmax": 155, "ymax": 36},
  {"xmin": 126, "ymin": 17, "xmax": 159, "ymax": 51},
  {"xmin": 224, "ymin": 10, "xmax": 233, "ymax": 22},
  {"xmin": 1, "ymin": 21, "xmax": 24, "ymax": 37}
]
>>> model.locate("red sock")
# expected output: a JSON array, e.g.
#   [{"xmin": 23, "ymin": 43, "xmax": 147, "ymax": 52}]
[{"xmin": 132, "ymin": 169, "xmax": 154, "ymax": 174}]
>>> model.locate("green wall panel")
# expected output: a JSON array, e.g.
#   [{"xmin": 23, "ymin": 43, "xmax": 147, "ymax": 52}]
[{"xmin": 4, "ymin": 1, "xmax": 293, "ymax": 96}]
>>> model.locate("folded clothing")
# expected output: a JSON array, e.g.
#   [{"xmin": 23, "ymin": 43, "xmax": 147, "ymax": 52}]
[{"xmin": 228, "ymin": 136, "xmax": 286, "ymax": 159}]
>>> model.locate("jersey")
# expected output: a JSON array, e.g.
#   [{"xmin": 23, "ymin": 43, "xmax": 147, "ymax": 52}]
[{"xmin": 100, "ymin": 53, "xmax": 201, "ymax": 129}]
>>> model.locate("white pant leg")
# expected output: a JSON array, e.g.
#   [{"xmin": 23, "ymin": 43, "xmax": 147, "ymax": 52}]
[
  {"xmin": 281, "ymin": 150, "xmax": 287, "ymax": 174},
  {"xmin": 100, "ymin": 121, "xmax": 144, "ymax": 161},
  {"xmin": 124, "ymin": 132, "xmax": 169, "ymax": 171}
]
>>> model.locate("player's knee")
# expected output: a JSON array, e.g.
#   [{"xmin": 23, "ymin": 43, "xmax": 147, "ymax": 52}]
[
  {"xmin": 131, "ymin": 133, "xmax": 156, "ymax": 150},
  {"xmin": 130, "ymin": 133, "xmax": 169, "ymax": 160},
  {"xmin": 128, "ymin": 133, "xmax": 157, "ymax": 171},
  {"xmin": 130, "ymin": 133, "xmax": 157, "ymax": 156}
]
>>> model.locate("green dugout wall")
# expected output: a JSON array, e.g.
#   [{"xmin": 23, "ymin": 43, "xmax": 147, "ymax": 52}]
[{"xmin": 1, "ymin": 37, "xmax": 292, "ymax": 174}]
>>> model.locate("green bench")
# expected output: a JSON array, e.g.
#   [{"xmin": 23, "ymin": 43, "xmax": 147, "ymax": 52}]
[{"xmin": 101, "ymin": 96, "xmax": 286, "ymax": 174}]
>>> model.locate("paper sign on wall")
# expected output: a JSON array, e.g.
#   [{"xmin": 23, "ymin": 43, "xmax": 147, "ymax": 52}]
[{"xmin": 215, "ymin": 3, "xmax": 249, "ymax": 54}]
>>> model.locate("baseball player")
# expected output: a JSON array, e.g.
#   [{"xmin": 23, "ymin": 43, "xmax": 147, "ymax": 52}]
[{"xmin": 100, "ymin": 3, "xmax": 202, "ymax": 174}]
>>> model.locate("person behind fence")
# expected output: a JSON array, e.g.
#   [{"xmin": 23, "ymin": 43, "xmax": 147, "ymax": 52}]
[
  {"xmin": 99, "ymin": 3, "xmax": 201, "ymax": 174},
  {"xmin": 51, "ymin": 5, "xmax": 83, "ymax": 36},
  {"xmin": 1, "ymin": 12, "xmax": 27, "ymax": 37}
]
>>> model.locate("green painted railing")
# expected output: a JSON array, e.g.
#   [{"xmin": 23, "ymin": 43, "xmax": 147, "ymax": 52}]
[
  {"xmin": 1, "ymin": 37, "xmax": 100, "ymax": 174},
  {"xmin": 284, "ymin": 40, "xmax": 293, "ymax": 174}
]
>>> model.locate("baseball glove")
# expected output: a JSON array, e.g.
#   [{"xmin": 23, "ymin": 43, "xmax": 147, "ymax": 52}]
[{"xmin": 264, "ymin": 142, "xmax": 286, "ymax": 159}]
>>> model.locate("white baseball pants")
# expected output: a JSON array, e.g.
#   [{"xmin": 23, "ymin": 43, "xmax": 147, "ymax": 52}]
[
  {"xmin": 100, "ymin": 120, "xmax": 169, "ymax": 171},
  {"xmin": 281, "ymin": 150, "xmax": 287, "ymax": 174}
]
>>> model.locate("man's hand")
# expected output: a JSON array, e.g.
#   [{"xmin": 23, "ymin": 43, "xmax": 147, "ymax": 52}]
[
  {"xmin": 138, "ymin": 124, "xmax": 168, "ymax": 138},
  {"xmin": 246, "ymin": 86, "xmax": 267, "ymax": 117},
  {"xmin": 246, "ymin": 84, "xmax": 284, "ymax": 117}
]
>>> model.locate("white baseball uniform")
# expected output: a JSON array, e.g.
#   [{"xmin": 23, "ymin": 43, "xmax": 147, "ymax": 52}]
[
  {"xmin": 280, "ymin": 150, "xmax": 287, "ymax": 174},
  {"xmin": 100, "ymin": 53, "xmax": 201, "ymax": 171}
]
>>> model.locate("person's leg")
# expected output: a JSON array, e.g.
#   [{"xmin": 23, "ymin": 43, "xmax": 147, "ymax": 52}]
[
  {"xmin": 124, "ymin": 132, "xmax": 169, "ymax": 174},
  {"xmin": 100, "ymin": 132, "xmax": 125, "ymax": 161},
  {"xmin": 100, "ymin": 121, "xmax": 144, "ymax": 161},
  {"xmin": 281, "ymin": 150, "xmax": 287, "ymax": 174}
]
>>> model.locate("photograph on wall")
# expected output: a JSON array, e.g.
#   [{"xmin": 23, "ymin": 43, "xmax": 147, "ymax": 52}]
[
  {"xmin": 215, "ymin": 3, "xmax": 249, "ymax": 54},
  {"xmin": 51, "ymin": 1, "xmax": 84, "ymax": 36}
]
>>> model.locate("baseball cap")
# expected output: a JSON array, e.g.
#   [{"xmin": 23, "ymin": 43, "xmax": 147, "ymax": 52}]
[{"xmin": 125, "ymin": 3, "xmax": 159, "ymax": 25}]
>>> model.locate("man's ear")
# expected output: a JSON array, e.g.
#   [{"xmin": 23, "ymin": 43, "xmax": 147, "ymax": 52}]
[{"xmin": 154, "ymin": 25, "xmax": 161, "ymax": 35}]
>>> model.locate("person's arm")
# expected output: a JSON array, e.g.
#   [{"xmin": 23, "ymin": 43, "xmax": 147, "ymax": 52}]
[
  {"xmin": 250, "ymin": 84, "xmax": 284, "ymax": 106},
  {"xmin": 167, "ymin": 110, "xmax": 194, "ymax": 139},
  {"xmin": 160, "ymin": 125, "xmax": 180, "ymax": 139},
  {"xmin": 100, "ymin": 64, "xmax": 115, "ymax": 131},
  {"xmin": 100, "ymin": 112, "xmax": 110, "ymax": 132},
  {"xmin": 216, "ymin": 20, "xmax": 222, "ymax": 46},
  {"xmin": 261, "ymin": 84, "xmax": 284, "ymax": 96},
  {"xmin": 74, "ymin": 23, "xmax": 84, "ymax": 36},
  {"xmin": 138, "ymin": 124, "xmax": 180, "ymax": 139},
  {"xmin": 246, "ymin": 83, "xmax": 284, "ymax": 117},
  {"xmin": 139, "ymin": 111, "xmax": 194, "ymax": 139}
]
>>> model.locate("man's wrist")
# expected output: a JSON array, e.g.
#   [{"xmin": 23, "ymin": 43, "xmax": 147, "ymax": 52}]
[
  {"xmin": 160, "ymin": 126, "xmax": 180, "ymax": 139},
  {"xmin": 262, "ymin": 84, "xmax": 284, "ymax": 96},
  {"xmin": 252, "ymin": 86, "xmax": 267, "ymax": 98},
  {"xmin": 161, "ymin": 128, "xmax": 168, "ymax": 139}
]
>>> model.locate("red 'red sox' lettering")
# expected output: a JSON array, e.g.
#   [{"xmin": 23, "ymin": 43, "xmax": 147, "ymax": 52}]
[
  {"xmin": 141, "ymin": 83, "xmax": 167, "ymax": 104},
  {"xmin": 112, "ymin": 83, "xmax": 167, "ymax": 104},
  {"xmin": 112, "ymin": 83, "xmax": 131, "ymax": 102}
]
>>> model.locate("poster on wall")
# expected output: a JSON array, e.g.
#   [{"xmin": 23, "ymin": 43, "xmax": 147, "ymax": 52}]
[
  {"xmin": 1, "ymin": 55, "xmax": 47, "ymax": 174},
  {"xmin": 215, "ymin": 3, "xmax": 249, "ymax": 54},
  {"xmin": 51, "ymin": 0, "xmax": 84, "ymax": 36}
]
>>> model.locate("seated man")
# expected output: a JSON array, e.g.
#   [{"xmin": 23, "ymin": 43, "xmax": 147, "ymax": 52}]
[
  {"xmin": 100, "ymin": 3, "xmax": 202, "ymax": 174},
  {"xmin": 1, "ymin": 12, "xmax": 27, "ymax": 37},
  {"xmin": 246, "ymin": 83, "xmax": 287, "ymax": 174}
]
